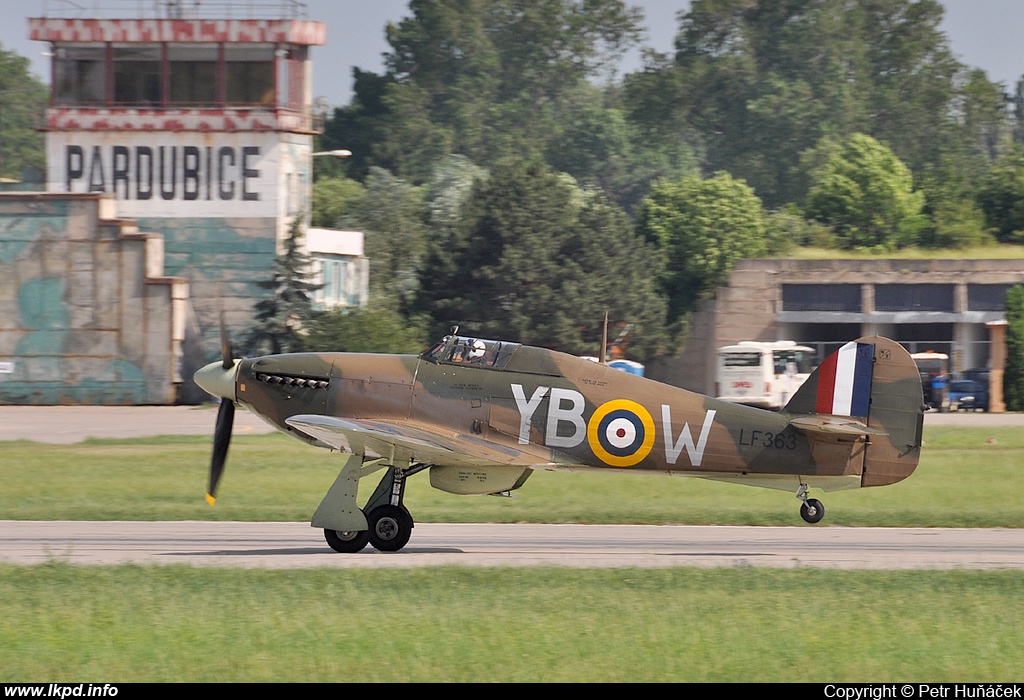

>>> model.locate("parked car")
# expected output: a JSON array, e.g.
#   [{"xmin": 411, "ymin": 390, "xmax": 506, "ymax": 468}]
[
  {"xmin": 962, "ymin": 368, "xmax": 991, "ymax": 390},
  {"xmin": 948, "ymin": 379, "xmax": 988, "ymax": 412}
]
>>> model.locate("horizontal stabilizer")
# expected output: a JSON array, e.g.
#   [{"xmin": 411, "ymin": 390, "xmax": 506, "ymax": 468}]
[{"xmin": 788, "ymin": 415, "xmax": 888, "ymax": 439}]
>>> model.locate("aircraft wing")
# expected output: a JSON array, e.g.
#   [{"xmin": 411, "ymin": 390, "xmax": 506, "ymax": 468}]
[
  {"xmin": 285, "ymin": 414, "xmax": 556, "ymax": 469},
  {"xmin": 788, "ymin": 415, "xmax": 888, "ymax": 440}
]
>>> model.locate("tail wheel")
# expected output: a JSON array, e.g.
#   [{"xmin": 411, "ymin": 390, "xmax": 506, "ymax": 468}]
[
  {"xmin": 800, "ymin": 498, "xmax": 825, "ymax": 524},
  {"xmin": 325, "ymin": 527, "xmax": 369, "ymax": 553},
  {"xmin": 367, "ymin": 505, "xmax": 413, "ymax": 552}
]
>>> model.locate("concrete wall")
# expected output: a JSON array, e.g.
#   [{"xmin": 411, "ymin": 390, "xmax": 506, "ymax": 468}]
[
  {"xmin": 0, "ymin": 193, "xmax": 189, "ymax": 404},
  {"xmin": 648, "ymin": 258, "xmax": 1024, "ymax": 397},
  {"xmin": 134, "ymin": 215, "xmax": 277, "ymax": 356}
]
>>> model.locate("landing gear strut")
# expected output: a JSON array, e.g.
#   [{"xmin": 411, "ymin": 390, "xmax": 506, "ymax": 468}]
[
  {"xmin": 360, "ymin": 464, "xmax": 420, "ymax": 552},
  {"xmin": 796, "ymin": 483, "xmax": 825, "ymax": 524},
  {"xmin": 316, "ymin": 459, "xmax": 424, "ymax": 553}
]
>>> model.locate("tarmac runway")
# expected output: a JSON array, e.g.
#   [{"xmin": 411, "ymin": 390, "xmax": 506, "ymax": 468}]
[
  {"xmin": 0, "ymin": 404, "xmax": 274, "ymax": 443},
  {"xmin": 2, "ymin": 521, "xmax": 1022, "ymax": 570}
]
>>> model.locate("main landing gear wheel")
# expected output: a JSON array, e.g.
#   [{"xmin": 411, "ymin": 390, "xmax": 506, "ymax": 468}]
[
  {"xmin": 367, "ymin": 504, "xmax": 413, "ymax": 552},
  {"xmin": 324, "ymin": 527, "xmax": 369, "ymax": 553},
  {"xmin": 800, "ymin": 498, "xmax": 825, "ymax": 524}
]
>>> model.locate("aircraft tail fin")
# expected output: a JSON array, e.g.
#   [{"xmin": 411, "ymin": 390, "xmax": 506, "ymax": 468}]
[{"xmin": 784, "ymin": 337, "xmax": 924, "ymax": 487}]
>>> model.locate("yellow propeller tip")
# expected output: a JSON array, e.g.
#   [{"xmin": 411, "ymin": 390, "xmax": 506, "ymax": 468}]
[{"xmin": 205, "ymin": 493, "xmax": 216, "ymax": 506}]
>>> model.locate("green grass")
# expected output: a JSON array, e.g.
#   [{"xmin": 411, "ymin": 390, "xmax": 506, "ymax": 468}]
[
  {"xmin": 2, "ymin": 426, "xmax": 1022, "ymax": 682},
  {"xmin": 1, "ymin": 564, "xmax": 1022, "ymax": 682},
  {"xmin": 1, "ymin": 425, "xmax": 1022, "ymax": 527}
]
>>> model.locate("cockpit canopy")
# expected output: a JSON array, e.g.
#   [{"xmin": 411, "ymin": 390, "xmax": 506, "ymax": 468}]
[{"xmin": 422, "ymin": 335, "xmax": 521, "ymax": 370}]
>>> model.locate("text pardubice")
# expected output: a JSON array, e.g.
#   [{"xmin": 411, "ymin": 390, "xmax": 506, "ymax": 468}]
[{"xmin": 63, "ymin": 145, "xmax": 261, "ymax": 202}]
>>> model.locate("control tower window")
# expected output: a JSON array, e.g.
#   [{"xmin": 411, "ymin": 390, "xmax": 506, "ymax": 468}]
[
  {"xmin": 225, "ymin": 45, "xmax": 275, "ymax": 106},
  {"xmin": 54, "ymin": 44, "xmax": 105, "ymax": 105},
  {"xmin": 169, "ymin": 44, "xmax": 218, "ymax": 105},
  {"xmin": 113, "ymin": 45, "xmax": 161, "ymax": 105}
]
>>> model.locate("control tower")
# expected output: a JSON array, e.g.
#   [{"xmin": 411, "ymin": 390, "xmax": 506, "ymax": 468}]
[{"xmin": 29, "ymin": 1, "xmax": 326, "ymax": 358}]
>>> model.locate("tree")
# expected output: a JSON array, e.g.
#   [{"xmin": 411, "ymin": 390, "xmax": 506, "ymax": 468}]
[
  {"xmin": 977, "ymin": 148, "xmax": 1024, "ymax": 243},
  {"xmin": 1014, "ymin": 76, "xmax": 1024, "ymax": 146},
  {"xmin": 425, "ymin": 154, "xmax": 487, "ymax": 235},
  {"xmin": 544, "ymin": 84, "xmax": 699, "ymax": 212},
  {"xmin": 957, "ymin": 68, "xmax": 1012, "ymax": 165},
  {"xmin": 627, "ymin": 0, "xmax": 870, "ymax": 206},
  {"xmin": 636, "ymin": 171, "xmax": 767, "ymax": 321},
  {"xmin": 420, "ymin": 155, "xmax": 486, "ymax": 283},
  {"xmin": 919, "ymin": 196, "xmax": 993, "ymax": 249},
  {"xmin": 299, "ymin": 308, "xmax": 426, "ymax": 354},
  {"xmin": 764, "ymin": 205, "xmax": 837, "ymax": 251},
  {"xmin": 246, "ymin": 216, "xmax": 321, "ymax": 354},
  {"xmin": 324, "ymin": 0, "xmax": 644, "ymax": 184},
  {"xmin": 0, "ymin": 44, "xmax": 46, "ymax": 180},
  {"xmin": 310, "ymin": 176, "xmax": 366, "ymax": 229},
  {"xmin": 319, "ymin": 68, "xmax": 394, "ymax": 183},
  {"xmin": 569, "ymin": 186, "xmax": 672, "ymax": 360},
  {"xmin": 343, "ymin": 168, "xmax": 428, "ymax": 312},
  {"xmin": 1003, "ymin": 285, "xmax": 1024, "ymax": 411},
  {"xmin": 805, "ymin": 133, "xmax": 926, "ymax": 250},
  {"xmin": 624, "ymin": 0, "xmax": 1007, "ymax": 208},
  {"xmin": 415, "ymin": 155, "xmax": 488, "ymax": 331},
  {"xmin": 421, "ymin": 158, "xmax": 578, "ymax": 345},
  {"xmin": 417, "ymin": 159, "xmax": 670, "ymax": 361}
]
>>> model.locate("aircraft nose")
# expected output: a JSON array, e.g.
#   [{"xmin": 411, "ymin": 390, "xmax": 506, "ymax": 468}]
[{"xmin": 194, "ymin": 360, "xmax": 239, "ymax": 402}]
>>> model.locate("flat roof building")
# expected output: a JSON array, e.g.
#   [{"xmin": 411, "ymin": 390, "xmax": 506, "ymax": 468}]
[
  {"xmin": 649, "ymin": 258, "xmax": 1024, "ymax": 412},
  {"xmin": 0, "ymin": 1, "xmax": 362, "ymax": 404},
  {"xmin": 30, "ymin": 1, "xmax": 327, "ymax": 361}
]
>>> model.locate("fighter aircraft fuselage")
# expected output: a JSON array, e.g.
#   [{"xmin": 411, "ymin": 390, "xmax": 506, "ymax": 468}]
[
  {"xmin": 234, "ymin": 339, "xmax": 915, "ymax": 484},
  {"xmin": 196, "ymin": 333, "xmax": 923, "ymax": 551}
]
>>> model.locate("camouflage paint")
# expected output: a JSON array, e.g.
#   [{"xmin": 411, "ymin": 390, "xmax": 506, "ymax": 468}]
[
  {"xmin": 195, "ymin": 333, "xmax": 925, "ymax": 551},
  {"xmin": 135, "ymin": 217, "xmax": 276, "ymax": 280},
  {"xmin": 220, "ymin": 335, "xmax": 922, "ymax": 490}
]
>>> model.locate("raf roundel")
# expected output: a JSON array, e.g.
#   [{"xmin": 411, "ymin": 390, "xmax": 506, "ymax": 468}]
[{"xmin": 586, "ymin": 399, "xmax": 656, "ymax": 467}]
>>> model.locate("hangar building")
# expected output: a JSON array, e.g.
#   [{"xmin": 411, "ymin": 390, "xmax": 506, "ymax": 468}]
[{"xmin": 648, "ymin": 258, "xmax": 1024, "ymax": 411}]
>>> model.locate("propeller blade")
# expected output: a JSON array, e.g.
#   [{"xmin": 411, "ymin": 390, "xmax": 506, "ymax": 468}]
[
  {"xmin": 220, "ymin": 310, "xmax": 234, "ymax": 370},
  {"xmin": 207, "ymin": 398, "xmax": 235, "ymax": 505}
]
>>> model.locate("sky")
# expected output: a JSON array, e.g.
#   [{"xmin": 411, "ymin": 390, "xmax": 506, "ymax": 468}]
[{"xmin": 0, "ymin": 0, "xmax": 1022, "ymax": 108}]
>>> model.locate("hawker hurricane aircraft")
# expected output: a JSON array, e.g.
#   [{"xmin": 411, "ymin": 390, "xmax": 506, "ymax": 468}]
[{"xmin": 194, "ymin": 330, "xmax": 924, "ymax": 553}]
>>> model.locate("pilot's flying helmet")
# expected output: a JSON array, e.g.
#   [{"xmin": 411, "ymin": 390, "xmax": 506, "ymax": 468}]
[{"xmin": 468, "ymin": 339, "xmax": 487, "ymax": 359}]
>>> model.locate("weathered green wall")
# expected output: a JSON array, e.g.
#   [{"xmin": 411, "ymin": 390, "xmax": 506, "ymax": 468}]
[
  {"xmin": 0, "ymin": 194, "xmax": 187, "ymax": 404},
  {"xmin": 135, "ymin": 216, "xmax": 277, "ymax": 362}
]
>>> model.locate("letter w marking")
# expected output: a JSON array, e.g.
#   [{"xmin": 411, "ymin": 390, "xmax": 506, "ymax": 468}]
[{"xmin": 662, "ymin": 407, "xmax": 716, "ymax": 466}]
